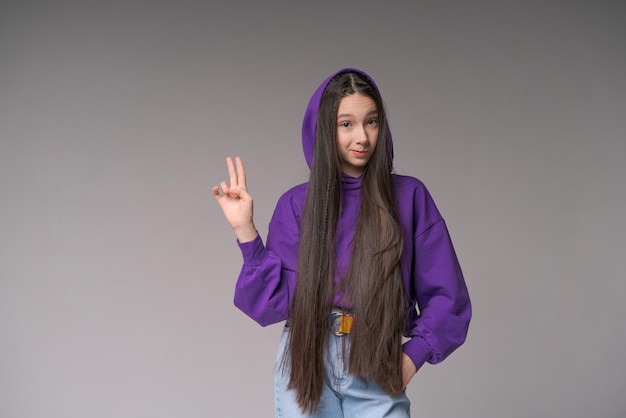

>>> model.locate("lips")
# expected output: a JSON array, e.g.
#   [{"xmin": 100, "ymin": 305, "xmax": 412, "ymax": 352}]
[{"xmin": 351, "ymin": 150, "xmax": 368, "ymax": 157}]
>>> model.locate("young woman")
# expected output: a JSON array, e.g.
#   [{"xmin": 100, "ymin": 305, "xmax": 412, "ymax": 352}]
[{"xmin": 213, "ymin": 69, "xmax": 471, "ymax": 417}]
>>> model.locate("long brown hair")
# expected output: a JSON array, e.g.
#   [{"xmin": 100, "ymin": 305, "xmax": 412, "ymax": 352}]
[{"xmin": 286, "ymin": 72, "xmax": 405, "ymax": 413}]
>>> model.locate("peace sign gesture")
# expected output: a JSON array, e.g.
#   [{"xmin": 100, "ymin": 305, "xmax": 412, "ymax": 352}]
[{"xmin": 212, "ymin": 156, "xmax": 258, "ymax": 243}]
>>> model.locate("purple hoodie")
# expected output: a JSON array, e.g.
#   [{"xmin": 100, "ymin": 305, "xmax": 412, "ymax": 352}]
[{"xmin": 234, "ymin": 69, "xmax": 471, "ymax": 372}]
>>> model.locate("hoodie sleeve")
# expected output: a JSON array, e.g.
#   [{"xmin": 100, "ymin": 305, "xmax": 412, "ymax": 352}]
[
  {"xmin": 233, "ymin": 191, "xmax": 301, "ymax": 326},
  {"xmin": 401, "ymin": 183, "xmax": 472, "ymax": 371}
]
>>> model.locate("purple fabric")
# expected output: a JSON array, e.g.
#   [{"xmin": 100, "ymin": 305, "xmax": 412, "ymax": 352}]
[{"xmin": 234, "ymin": 69, "xmax": 471, "ymax": 372}]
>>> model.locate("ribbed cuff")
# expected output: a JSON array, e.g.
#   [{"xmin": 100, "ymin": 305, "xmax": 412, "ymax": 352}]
[
  {"xmin": 402, "ymin": 337, "xmax": 432, "ymax": 372},
  {"xmin": 237, "ymin": 233, "xmax": 266, "ymax": 266}
]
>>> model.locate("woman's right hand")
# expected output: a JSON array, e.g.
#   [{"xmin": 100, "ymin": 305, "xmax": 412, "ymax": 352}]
[{"xmin": 212, "ymin": 156, "xmax": 258, "ymax": 243}]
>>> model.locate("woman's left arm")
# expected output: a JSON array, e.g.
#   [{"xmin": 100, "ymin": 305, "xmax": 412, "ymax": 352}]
[{"xmin": 402, "ymin": 219, "xmax": 472, "ymax": 375}]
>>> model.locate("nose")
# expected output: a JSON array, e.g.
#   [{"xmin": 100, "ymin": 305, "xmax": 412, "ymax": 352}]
[{"xmin": 355, "ymin": 126, "xmax": 369, "ymax": 145}]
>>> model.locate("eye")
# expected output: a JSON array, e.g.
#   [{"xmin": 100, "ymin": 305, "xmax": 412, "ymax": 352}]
[
  {"xmin": 339, "ymin": 121, "xmax": 351, "ymax": 128},
  {"xmin": 368, "ymin": 118, "xmax": 378, "ymax": 126}
]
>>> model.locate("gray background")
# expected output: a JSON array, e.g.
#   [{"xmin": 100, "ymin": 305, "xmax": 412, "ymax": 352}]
[{"xmin": 1, "ymin": 0, "xmax": 625, "ymax": 417}]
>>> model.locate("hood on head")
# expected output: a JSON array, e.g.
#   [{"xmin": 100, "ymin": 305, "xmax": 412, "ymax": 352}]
[{"xmin": 301, "ymin": 68, "xmax": 394, "ymax": 169}]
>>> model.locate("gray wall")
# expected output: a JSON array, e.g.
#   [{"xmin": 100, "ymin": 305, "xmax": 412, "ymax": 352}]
[{"xmin": 1, "ymin": 1, "xmax": 625, "ymax": 417}]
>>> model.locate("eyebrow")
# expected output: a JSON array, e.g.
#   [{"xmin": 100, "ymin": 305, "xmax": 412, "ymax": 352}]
[{"xmin": 337, "ymin": 110, "xmax": 378, "ymax": 119}]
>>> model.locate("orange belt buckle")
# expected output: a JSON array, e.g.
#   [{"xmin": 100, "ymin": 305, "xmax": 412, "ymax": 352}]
[
  {"xmin": 338, "ymin": 314, "xmax": 353, "ymax": 334},
  {"xmin": 330, "ymin": 310, "xmax": 353, "ymax": 336}
]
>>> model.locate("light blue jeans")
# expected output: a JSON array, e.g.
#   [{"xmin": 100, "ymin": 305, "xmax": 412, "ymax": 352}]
[{"xmin": 274, "ymin": 326, "xmax": 411, "ymax": 417}]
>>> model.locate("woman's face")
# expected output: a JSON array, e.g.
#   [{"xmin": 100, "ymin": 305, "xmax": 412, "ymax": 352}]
[{"xmin": 335, "ymin": 93, "xmax": 379, "ymax": 177}]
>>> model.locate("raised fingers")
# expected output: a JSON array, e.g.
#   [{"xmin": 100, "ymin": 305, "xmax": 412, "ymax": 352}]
[
  {"xmin": 227, "ymin": 157, "xmax": 238, "ymax": 187},
  {"xmin": 225, "ymin": 156, "xmax": 248, "ymax": 190},
  {"xmin": 235, "ymin": 156, "xmax": 247, "ymax": 190}
]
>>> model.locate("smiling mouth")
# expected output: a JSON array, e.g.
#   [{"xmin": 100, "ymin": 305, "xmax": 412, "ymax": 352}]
[{"xmin": 351, "ymin": 150, "xmax": 368, "ymax": 156}]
